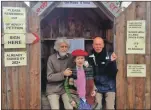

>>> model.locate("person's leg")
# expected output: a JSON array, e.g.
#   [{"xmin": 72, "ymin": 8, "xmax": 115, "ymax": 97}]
[
  {"xmin": 95, "ymin": 92, "xmax": 103, "ymax": 109},
  {"xmin": 62, "ymin": 93, "xmax": 73, "ymax": 109},
  {"xmin": 105, "ymin": 92, "xmax": 115, "ymax": 109},
  {"xmin": 47, "ymin": 94, "xmax": 60, "ymax": 109}
]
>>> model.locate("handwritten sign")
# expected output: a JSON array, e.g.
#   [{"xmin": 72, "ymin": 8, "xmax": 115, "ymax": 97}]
[
  {"xmin": 126, "ymin": 20, "xmax": 146, "ymax": 54},
  {"xmin": 102, "ymin": 2, "xmax": 121, "ymax": 17},
  {"xmin": 3, "ymin": 7, "xmax": 26, "ymax": 33},
  {"xmin": 3, "ymin": 22, "xmax": 26, "ymax": 33},
  {"xmin": 3, "ymin": 7, "xmax": 26, "ymax": 23},
  {"xmin": 4, "ymin": 34, "xmax": 26, "ymax": 48},
  {"xmin": 4, "ymin": 51, "xmax": 27, "ymax": 67},
  {"xmin": 57, "ymin": 1, "xmax": 97, "ymax": 8},
  {"xmin": 32, "ymin": 1, "xmax": 53, "ymax": 16},
  {"xmin": 127, "ymin": 64, "xmax": 146, "ymax": 77}
]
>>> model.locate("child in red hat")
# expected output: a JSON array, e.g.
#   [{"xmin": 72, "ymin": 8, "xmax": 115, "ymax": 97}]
[{"xmin": 64, "ymin": 49, "xmax": 98, "ymax": 109}]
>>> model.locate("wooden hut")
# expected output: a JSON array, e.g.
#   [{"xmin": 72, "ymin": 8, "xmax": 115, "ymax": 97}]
[{"xmin": 1, "ymin": 1, "xmax": 151, "ymax": 109}]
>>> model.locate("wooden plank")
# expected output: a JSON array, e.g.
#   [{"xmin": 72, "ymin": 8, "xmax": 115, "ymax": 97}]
[
  {"xmin": 11, "ymin": 66, "xmax": 20, "ymax": 109},
  {"xmin": 29, "ymin": 42, "xmax": 41, "ymax": 109},
  {"xmin": 6, "ymin": 67, "xmax": 13, "ymax": 109},
  {"xmin": 145, "ymin": 2, "xmax": 151, "ymax": 109},
  {"xmin": 25, "ymin": 6, "xmax": 31, "ymax": 109},
  {"xmin": 135, "ymin": 2, "xmax": 146, "ymax": 109},
  {"xmin": 18, "ymin": 66, "xmax": 27, "ymax": 109},
  {"xmin": 18, "ymin": 5, "xmax": 28, "ymax": 109},
  {"xmin": 28, "ymin": 9, "xmax": 41, "ymax": 109},
  {"xmin": 13, "ymin": 2, "xmax": 23, "ymax": 109},
  {"xmin": 115, "ymin": 11, "xmax": 126, "ymax": 109},
  {"xmin": 1, "ymin": 46, "xmax": 7, "ymax": 109},
  {"xmin": 125, "ymin": 3, "xmax": 136, "ymax": 109}
]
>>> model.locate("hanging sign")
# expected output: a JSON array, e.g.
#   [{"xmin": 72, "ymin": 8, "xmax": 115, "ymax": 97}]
[
  {"xmin": 3, "ymin": 7, "xmax": 26, "ymax": 23},
  {"xmin": 102, "ymin": 2, "xmax": 121, "ymax": 17},
  {"xmin": 127, "ymin": 64, "xmax": 146, "ymax": 77},
  {"xmin": 57, "ymin": 1, "xmax": 97, "ymax": 8},
  {"xmin": 4, "ymin": 51, "xmax": 27, "ymax": 67},
  {"xmin": 32, "ymin": 1, "xmax": 53, "ymax": 16},
  {"xmin": 4, "ymin": 34, "xmax": 26, "ymax": 48},
  {"xmin": 126, "ymin": 20, "xmax": 146, "ymax": 54}
]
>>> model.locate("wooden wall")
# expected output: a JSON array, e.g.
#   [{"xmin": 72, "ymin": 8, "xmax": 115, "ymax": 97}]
[
  {"xmin": 1, "ymin": 2, "xmax": 41, "ymax": 109},
  {"xmin": 40, "ymin": 8, "xmax": 113, "ymax": 39},
  {"xmin": 115, "ymin": 2, "xmax": 151, "ymax": 109}
]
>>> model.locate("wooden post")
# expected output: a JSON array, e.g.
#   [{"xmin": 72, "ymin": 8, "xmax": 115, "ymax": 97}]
[
  {"xmin": 134, "ymin": 2, "xmax": 146, "ymax": 109},
  {"xmin": 145, "ymin": 2, "xmax": 151, "ymax": 109},
  {"xmin": 115, "ymin": 11, "xmax": 126, "ymax": 109},
  {"xmin": 125, "ymin": 3, "xmax": 136, "ymax": 109},
  {"xmin": 28, "ymin": 6, "xmax": 41, "ymax": 109}
]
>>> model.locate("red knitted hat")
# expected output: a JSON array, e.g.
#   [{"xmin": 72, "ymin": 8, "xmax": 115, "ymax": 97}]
[{"xmin": 71, "ymin": 49, "xmax": 88, "ymax": 56}]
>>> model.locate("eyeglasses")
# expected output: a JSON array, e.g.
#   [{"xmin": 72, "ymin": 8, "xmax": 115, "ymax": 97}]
[{"xmin": 60, "ymin": 46, "xmax": 68, "ymax": 48}]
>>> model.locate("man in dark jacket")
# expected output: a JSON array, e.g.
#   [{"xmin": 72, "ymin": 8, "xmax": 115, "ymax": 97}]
[{"xmin": 88, "ymin": 37, "xmax": 118, "ymax": 109}]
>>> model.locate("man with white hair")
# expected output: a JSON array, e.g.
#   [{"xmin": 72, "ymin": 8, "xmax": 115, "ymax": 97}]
[{"xmin": 46, "ymin": 37, "xmax": 73, "ymax": 109}]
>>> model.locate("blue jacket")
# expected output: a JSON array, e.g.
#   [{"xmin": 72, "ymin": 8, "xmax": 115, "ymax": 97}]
[{"xmin": 88, "ymin": 52, "xmax": 118, "ymax": 93}]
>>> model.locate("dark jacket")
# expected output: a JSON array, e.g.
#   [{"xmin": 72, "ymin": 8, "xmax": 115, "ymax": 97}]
[
  {"xmin": 64, "ymin": 65, "xmax": 97, "ymax": 108},
  {"xmin": 87, "ymin": 50, "xmax": 118, "ymax": 93}
]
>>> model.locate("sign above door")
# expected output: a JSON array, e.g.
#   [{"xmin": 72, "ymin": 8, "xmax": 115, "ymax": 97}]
[{"xmin": 56, "ymin": 1, "xmax": 97, "ymax": 8}]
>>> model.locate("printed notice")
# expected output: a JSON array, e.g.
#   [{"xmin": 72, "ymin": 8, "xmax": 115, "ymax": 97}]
[
  {"xmin": 127, "ymin": 64, "xmax": 146, "ymax": 77},
  {"xmin": 4, "ymin": 52, "xmax": 27, "ymax": 67},
  {"xmin": 3, "ymin": 22, "xmax": 26, "ymax": 33},
  {"xmin": 126, "ymin": 20, "xmax": 146, "ymax": 54},
  {"xmin": 3, "ymin": 7, "xmax": 26, "ymax": 23},
  {"xmin": 4, "ymin": 34, "xmax": 26, "ymax": 48}
]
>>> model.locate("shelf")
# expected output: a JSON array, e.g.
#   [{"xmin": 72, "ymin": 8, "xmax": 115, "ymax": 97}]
[
  {"xmin": 41, "ymin": 38, "xmax": 113, "ymax": 44},
  {"xmin": 41, "ymin": 38, "xmax": 93, "ymax": 41}
]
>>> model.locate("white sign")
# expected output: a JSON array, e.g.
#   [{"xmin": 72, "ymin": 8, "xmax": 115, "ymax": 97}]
[
  {"xmin": 32, "ymin": 1, "xmax": 53, "ymax": 16},
  {"xmin": 68, "ymin": 39, "xmax": 85, "ymax": 53},
  {"xmin": 3, "ymin": 7, "xmax": 26, "ymax": 23},
  {"xmin": 102, "ymin": 2, "xmax": 121, "ymax": 17},
  {"xmin": 4, "ymin": 34, "xmax": 26, "ymax": 48},
  {"xmin": 127, "ymin": 64, "xmax": 146, "ymax": 77},
  {"xmin": 4, "ymin": 52, "xmax": 27, "ymax": 67},
  {"xmin": 57, "ymin": 1, "xmax": 97, "ymax": 8},
  {"xmin": 3, "ymin": 22, "xmax": 26, "ymax": 33},
  {"xmin": 126, "ymin": 20, "xmax": 146, "ymax": 54},
  {"xmin": 3, "ymin": 7, "xmax": 26, "ymax": 34}
]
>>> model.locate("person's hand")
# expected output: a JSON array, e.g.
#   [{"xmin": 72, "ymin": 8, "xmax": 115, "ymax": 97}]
[
  {"xmin": 71, "ymin": 101, "xmax": 76, "ymax": 107},
  {"xmin": 91, "ymin": 90, "xmax": 96, "ymax": 97},
  {"xmin": 111, "ymin": 52, "xmax": 117, "ymax": 61},
  {"xmin": 84, "ymin": 61, "xmax": 89, "ymax": 67},
  {"xmin": 63, "ymin": 68, "xmax": 72, "ymax": 76}
]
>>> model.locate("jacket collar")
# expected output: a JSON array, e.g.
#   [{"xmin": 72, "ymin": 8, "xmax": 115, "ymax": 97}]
[
  {"xmin": 73, "ymin": 65, "xmax": 87, "ymax": 71},
  {"xmin": 89, "ymin": 54, "xmax": 97, "ymax": 66}
]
